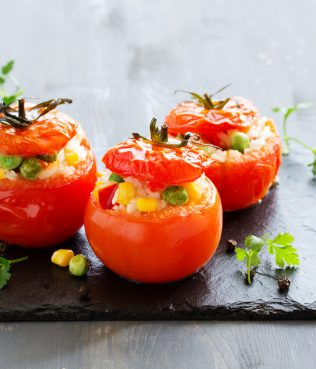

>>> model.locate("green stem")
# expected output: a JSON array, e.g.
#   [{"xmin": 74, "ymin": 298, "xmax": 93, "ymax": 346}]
[
  {"xmin": 282, "ymin": 117, "xmax": 290, "ymax": 155},
  {"xmin": 287, "ymin": 137, "xmax": 315, "ymax": 153},
  {"xmin": 9, "ymin": 256, "xmax": 28, "ymax": 265},
  {"xmin": 246, "ymin": 252, "xmax": 252, "ymax": 285}
]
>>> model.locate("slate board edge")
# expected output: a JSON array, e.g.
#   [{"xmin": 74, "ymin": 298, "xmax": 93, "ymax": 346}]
[{"xmin": 1, "ymin": 300, "xmax": 316, "ymax": 322}]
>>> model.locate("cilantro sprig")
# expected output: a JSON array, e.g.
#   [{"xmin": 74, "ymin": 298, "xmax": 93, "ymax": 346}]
[
  {"xmin": 0, "ymin": 256, "xmax": 28, "ymax": 289},
  {"xmin": 272, "ymin": 103, "xmax": 316, "ymax": 177},
  {"xmin": 235, "ymin": 233, "xmax": 299, "ymax": 285},
  {"xmin": 0, "ymin": 60, "xmax": 24, "ymax": 105}
]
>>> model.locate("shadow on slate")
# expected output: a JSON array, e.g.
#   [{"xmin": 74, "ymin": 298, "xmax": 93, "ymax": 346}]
[{"xmin": 0, "ymin": 155, "xmax": 315, "ymax": 321}]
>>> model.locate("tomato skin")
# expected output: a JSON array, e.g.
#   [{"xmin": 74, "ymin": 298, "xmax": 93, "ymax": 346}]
[
  {"xmin": 103, "ymin": 139, "xmax": 211, "ymax": 191},
  {"xmin": 166, "ymin": 97, "xmax": 282, "ymax": 211},
  {"xmin": 0, "ymin": 107, "xmax": 78, "ymax": 156},
  {"xmin": 84, "ymin": 179, "xmax": 222, "ymax": 284},
  {"xmin": 0, "ymin": 147, "xmax": 97, "ymax": 248},
  {"xmin": 166, "ymin": 97, "xmax": 259, "ymax": 146},
  {"xmin": 206, "ymin": 122, "xmax": 282, "ymax": 211}
]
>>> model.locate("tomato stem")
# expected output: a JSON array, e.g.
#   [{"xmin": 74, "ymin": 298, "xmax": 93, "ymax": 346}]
[{"xmin": 0, "ymin": 98, "xmax": 72, "ymax": 129}]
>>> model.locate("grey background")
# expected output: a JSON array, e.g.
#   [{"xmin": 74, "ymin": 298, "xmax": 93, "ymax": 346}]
[{"xmin": 1, "ymin": 0, "xmax": 316, "ymax": 368}]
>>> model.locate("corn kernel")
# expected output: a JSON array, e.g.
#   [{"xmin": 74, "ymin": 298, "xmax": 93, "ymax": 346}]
[
  {"xmin": 117, "ymin": 182, "xmax": 136, "ymax": 205},
  {"xmin": 92, "ymin": 181, "xmax": 104, "ymax": 201},
  {"xmin": 136, "ymin": 197, "xmax": 158, "ymax": 212},
  {"xmin": 182, "ymin": 182, "xmax": 202, "ymax": 203},
  {"xmin": 65, "ymin": 149, "xmax": 79, "ymax": 166},
  {"xmin": 0, "ymin": 168, "xmax": 5, "ymax": 179},
  {"xmin": 95, "ymin": 180, "xmax": 104, "ymax": 187},
  {"xmin": 51, "ymin": 249, "xmax": 75, "ymax": 267}
]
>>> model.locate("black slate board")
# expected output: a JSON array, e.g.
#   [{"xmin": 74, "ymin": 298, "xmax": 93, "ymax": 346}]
[{"xmin": 0, "ymin": 152, "xmax": 315, "ymax": 321}]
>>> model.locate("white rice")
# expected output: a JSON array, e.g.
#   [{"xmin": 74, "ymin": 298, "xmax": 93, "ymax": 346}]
[
  {"xmin": 98, "ymin": 171, "xmax": 209, "ymax": 214},
  {"xmin": 3, "ymin": 129, "xmax": 88, "ymax": 181},
  {"xmin": 210, "ymin": 116, "xmax": 274, "ymax": 161}
]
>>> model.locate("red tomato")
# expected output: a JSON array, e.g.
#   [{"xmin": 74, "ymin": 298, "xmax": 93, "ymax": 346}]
[
  {"xmin": 0, "ymin": 138, "xmax": 97, "ymax": 248},
  {"xmin": 166, "ymin": 96, "xmax": 259, "ymax": 146},
  {"xmin": 84, "ymin": 178, "xmax": 222, "ymax": 283},
  {"xmin": 166, "ymin": 96, "xmax": 282, "ymax": 211},
  {"xmin": 102, "ymin": 138, "xmax": 212, "ymax": 191},
  {"xmin": 0, "ymin": 105, "xmax": 78, "ymax": 156},
  {"xmin": 205, "ymin": 120, "xmax": 282, "ymax": 211}
]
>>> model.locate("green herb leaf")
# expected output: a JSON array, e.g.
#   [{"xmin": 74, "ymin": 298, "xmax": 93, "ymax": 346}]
[
  {"xmin": 235, "ymin": 248, "xmax": 246, "ymax": 261},
  {"xmin": 244, "ymin": 235, "xmax": 265, "ymax": 252},
  {"xmin": 1, "ymin": 60, "xmax": 14, "ymax": 75},
  {"xmin": 0, "ymin": 256, "xmax": 29, "ymax": 290},
  {"xmin": 250, "ymin": 252, "xmax": 261, "ymax": 267},
  {"xmin": 0, "ymin": 60, "xmax": 23, "ymax": 106},
  {"xmin": 267, "ymin": 233, "xmax": 300, "ymax": 268},
  {"xmin": 235, "ymin": 232, "xmax": 299, "ymax": 285},
  {"xmin": 3, "ymin": 95, "xmax": 19, "ymax": 105},
  {"xmin": 0, "ymin": 257, "xmax": 11, "ymax": 289}
]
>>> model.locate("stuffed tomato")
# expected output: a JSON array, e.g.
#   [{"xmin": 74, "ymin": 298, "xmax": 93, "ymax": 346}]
[
  {"xmin": 165, "ymin": 93, "xmax": 282, "ymax": 211},
  {"xmin": 84, "ymin": 119, "xmax": 222, "ymax": 283},
  {"xmin": 0, "ymin": 98, "xmax": 96, "ymax": 248}
]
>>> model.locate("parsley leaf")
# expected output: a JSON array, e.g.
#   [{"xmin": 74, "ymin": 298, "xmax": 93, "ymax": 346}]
[
  {"xmin": 3, "ymin": 90, "xmax": 23, "ymax": 105},
  {"xmin": 235, "ymin": 232, "xmax": 299, "ymax": 285},
  {"xmin": 0, "ymin": 60, "xmax": 23, "ymax": 105},
  {"xmin": 267, "ymin": 233, "xmax": 300, "ymax": 268},
  {"xmin": 236, "ymin": 235, "xmax": 265, "ymax": 284},
  {"xmin": 0, "ymin": 256, "xmax": 28, "ymax": 290},
  {"xmin": 0, "ymin": 257, "xmax": 11, "ymax": 289},
  {"xmin": 1, "ymin": 60, "xmax": 14, "ymax": 75}
]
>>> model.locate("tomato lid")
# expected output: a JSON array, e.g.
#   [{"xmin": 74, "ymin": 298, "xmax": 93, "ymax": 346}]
[
  {"xmin": 0, "ymin": 98, "xmax": 78, "ymax": 156},
  {"xmin": 102, "ymin": 119, "xmax": 212, "ymax": 190},
  {"xmin": 166, "ymin": 95, "xmax": 259, "ymax": 142}
]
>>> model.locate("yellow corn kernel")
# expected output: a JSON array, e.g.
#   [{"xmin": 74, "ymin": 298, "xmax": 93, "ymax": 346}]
[
  {"xmin": 136, "ymin": 197, "xmax": 158, "ymax": 212},
  {"xmin": 65, "ymin": 149, "xmax": 79, "ymax": 166},
  {"xmin": 0, "ymin": 168, "xmax": 5, "ymax": 179},
  {"xmin": 95, "ymin": 180, "xmax": 104, "ymax": 187},
  {"xmin": 92, "ymin": 181, "xmax": 104, "ymax": 201},
  {"xmin": 92, "ymin": 187, "xmax": 100, "ymax": 201},
  {"xmin": 182, "ymin": 182, "xmax": 202, "ymax": 203},
  {"xmin": 51, "ymin": 249, "xmax": 75, "ymax": 267},
  {"xmin": 117, "ymin": 182, "xmax": 136, "ymax": 205}
]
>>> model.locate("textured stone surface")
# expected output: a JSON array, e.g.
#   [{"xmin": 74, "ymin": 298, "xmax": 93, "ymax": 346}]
[
  {"xmin": 0, "ymin": 156, "xmax": 315, "ymax": 321},
  {"xmin": 0, "ymin": 0, "xmax": 316, "ymax": 322}
]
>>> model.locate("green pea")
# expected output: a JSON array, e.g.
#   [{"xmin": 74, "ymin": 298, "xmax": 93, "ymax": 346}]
[
  {"xmin": 109, "ymin": 173, "xmax": 124, "ymax": 183},
  {"xmin": 38, "ymin": 153, "xmax": 58, "ymax": 163},
  {"xmin": 20, "ymin": 158, "xmax": 41, "ymax": 180},
  {"xmin": 69, "ymin": 254, "xmax": 89, "ymax": 277},
  {"xmin": 162, "ymin": 186, "xmax": 188, "ymax": 206},
  {"xmin": 230, "ymin": 132, "xmax": 250, "ymax": 153},
  {"xmin": 0, "ymin": 155, "xmax": 23, "ymax": 170}
]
